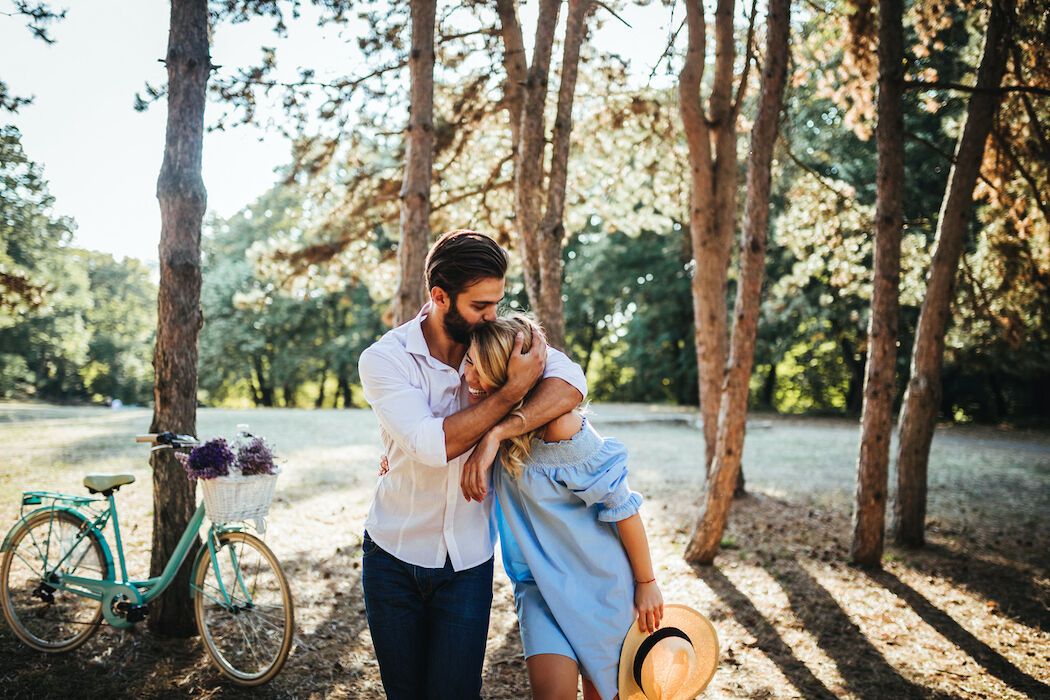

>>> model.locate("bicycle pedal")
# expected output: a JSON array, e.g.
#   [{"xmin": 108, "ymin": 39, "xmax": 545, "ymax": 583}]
[
  {"xmin": 113, "ymin": 600, "xmax": 149, "ymax": 623},
  {"xmin": 33, "ymin": 582, "xmax": 55, "ymax": 604}
]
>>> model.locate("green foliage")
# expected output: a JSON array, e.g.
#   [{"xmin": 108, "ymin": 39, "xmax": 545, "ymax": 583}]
[
  {"xmin": 0, "ymin": 126, "xmax": 155, "ymax": 403},
  {"xmin": 4, "ymin": 0, "xmax": 1047, "ymax": 427},
  {"xmin": 79, "ymin": 252, "xmax": 156, "ymax": 403},
  {"xmin": 0, "ymin": 125, "xmax": 74, "ymax": 318},
  {"xmin": 562, "ymin": 226, "xmax": 697, "ymax": 405},
  {"xmin": 199, "ymin": 184, "xmax": 386, "ymax": 408}
]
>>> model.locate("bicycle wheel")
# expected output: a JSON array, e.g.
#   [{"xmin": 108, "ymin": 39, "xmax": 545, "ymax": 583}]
[
  {"xmin": 192, "ymin": 531, "xmax": 294, "ymax": 686},
  {"xmin": 1, "ymin": 509, "xmax": 107, "ymax": 652}
]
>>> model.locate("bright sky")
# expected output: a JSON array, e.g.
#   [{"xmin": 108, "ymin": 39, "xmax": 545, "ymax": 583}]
[{"xmin": 1, "ymin": 2, "xmax": 676, "ymax": 264}]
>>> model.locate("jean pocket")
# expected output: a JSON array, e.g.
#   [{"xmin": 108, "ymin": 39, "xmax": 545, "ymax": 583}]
[{"xmin": 361, "ymin": 532, "xmax": 379, "ymax": 558}]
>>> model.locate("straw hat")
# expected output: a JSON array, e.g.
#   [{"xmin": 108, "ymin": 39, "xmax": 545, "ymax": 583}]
[{"xmin": 618, "ymin": 604, "xmax": 719, "ymax": 700}]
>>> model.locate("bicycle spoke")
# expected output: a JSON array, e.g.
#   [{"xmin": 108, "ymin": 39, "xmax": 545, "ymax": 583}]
[{"xmin": 2, "ymin": 510, "xmax": 106, "ymax": 652}]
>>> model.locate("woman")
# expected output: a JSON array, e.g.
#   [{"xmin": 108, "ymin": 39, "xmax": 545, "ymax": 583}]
[{"xmin": 462, "ymin": 313, "xmax": 663, "ymax": 700}]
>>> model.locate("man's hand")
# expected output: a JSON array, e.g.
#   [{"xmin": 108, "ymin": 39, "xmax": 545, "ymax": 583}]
[
  {"xmin": 461, "ymin": 432, "xmax": 501, "ymax": 502},
  {"xmin": 499, "ymin": 328, "xmax": 547, "ymax": 402}
]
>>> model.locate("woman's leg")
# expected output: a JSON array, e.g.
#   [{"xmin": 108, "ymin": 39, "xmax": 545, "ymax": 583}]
[{"xmin": 526, "ymin": 654, "xmax": 580, "ymax": 700}]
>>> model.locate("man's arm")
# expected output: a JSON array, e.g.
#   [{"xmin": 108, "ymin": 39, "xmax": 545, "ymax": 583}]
[
  {"xmin": 361, "ymin": 331, "xmax": 548, "ymax": 467},
  {"xmin": 460, "ymin": 348, "xmax": 586, "ymax": 500},
  {"xmin": 487, "ymin": 376, "xmax": 584, "ymax": 443},
  {"xmin": 442, "ymin": 330, "xmax": 548, "ymax": 460}
]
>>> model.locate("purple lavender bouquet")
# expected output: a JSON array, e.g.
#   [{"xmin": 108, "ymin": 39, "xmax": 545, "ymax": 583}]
[
  {"xmin": 235, "ymin": 437, "xmax": 278, "ymax": 476},
  {"xmin": 180, "ymin": 438, "xmax": 234, "ymax": 480}
]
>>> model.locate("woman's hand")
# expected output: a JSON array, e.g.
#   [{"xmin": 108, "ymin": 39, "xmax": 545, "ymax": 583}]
[
  {"xmin": 461, "ymin": 432, "xmax": 501, "ymax": 502},
  {"xmin": 634, "ymin": 580, "xmax": 664, "ymax": 634}
]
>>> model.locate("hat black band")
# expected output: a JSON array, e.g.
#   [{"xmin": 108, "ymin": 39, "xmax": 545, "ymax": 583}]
[{"xmin": 633, "ymin": 626, "xmax": 692, "ymax": 687}]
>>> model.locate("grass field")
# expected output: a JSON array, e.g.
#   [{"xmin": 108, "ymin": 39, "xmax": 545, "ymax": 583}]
[{"xmin": 0, "ymin": 402, "xmax": 1047, "ymax": 698}]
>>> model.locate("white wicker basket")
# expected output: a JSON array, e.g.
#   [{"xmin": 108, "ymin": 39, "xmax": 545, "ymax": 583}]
[{"xmin": 199, "ymin": 470, "xmax": 280, "ymax": 523}]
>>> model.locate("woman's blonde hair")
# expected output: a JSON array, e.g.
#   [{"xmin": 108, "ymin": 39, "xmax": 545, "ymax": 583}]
[{"xmin": 469, "ymin": 312, "xmax": 544, "ymax": 478}]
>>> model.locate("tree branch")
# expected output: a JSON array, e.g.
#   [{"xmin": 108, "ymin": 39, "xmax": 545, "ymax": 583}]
[
  {"xmin": 733, "ymin": 0, "xmax": 760, "ymax": 116},
  {"xmin": 904, "ymin": 130, "xmax": 999, "ymax": 193},
  {"xmin": 992, "ymin": 127, "xmax": 1050, "ymax": 225},
  {"xmin": 903, "ymin": 79, "xmax": 1050, "ymax": 96},
  {"xmin": 592, "ymin": 1, "xmax": 631, "ymax": 27},
  {"xmin": 776, "ymin": 133, "xmax": 854, "ymax": 205},
  {"xmin": 648, "ymin": 17, "xmax": 686, "ymax": 85}
]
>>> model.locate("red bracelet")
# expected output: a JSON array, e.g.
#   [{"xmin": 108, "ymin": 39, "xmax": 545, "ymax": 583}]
[{"xmin": 636, "ymin": 577, "xmax": 656, "ymax": 584}]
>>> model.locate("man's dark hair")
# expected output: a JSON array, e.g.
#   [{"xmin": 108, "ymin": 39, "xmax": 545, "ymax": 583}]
[{"xmin": 425, "ymin": 229, "xmax": 508, "ymax": 298}]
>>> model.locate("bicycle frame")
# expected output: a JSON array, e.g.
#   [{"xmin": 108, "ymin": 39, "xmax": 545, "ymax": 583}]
[{"xmin": 2, "ymin": 491, "xmax": 245, "ymax": 629}]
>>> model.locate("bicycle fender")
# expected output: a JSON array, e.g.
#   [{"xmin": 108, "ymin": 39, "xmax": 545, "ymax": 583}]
[{"xmin": 1, "ymin": 507, "xmax": 115, "ymax": 579}]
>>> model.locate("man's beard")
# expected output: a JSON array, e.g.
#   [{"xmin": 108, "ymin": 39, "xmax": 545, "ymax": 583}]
[{"xmin": 443, "ymin": 300, "xmax": 479, "ymax": 345}]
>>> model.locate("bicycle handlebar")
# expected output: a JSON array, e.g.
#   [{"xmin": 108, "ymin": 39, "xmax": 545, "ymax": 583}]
[{"xmin": 136, "ymin": 432, "xmax": 201, "ymax": 450}]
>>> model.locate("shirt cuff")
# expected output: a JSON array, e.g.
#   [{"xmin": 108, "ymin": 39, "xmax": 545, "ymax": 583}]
[{"xmin": 412, "ymin": 415, "xmax": 450, "ymax": 467}]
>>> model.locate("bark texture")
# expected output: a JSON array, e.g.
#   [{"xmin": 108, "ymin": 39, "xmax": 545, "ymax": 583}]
[
  {"xmin": 685, "ymin": 0, "xmax": 791, "ymax": 564},
  {"xmin": 678, "ymin": 0, "xmax": 739, "ymax": 473},
  {"xmin": 534, "ymin": 0, "xmax": 587, "ymax": 347},
  {"xmin": 392, "ymin": 0, "xmax": 436, "ymax": 326},
  {"xmin": 512, "ymin": 0, "xmax": 559, "ymax": 322},
  {"xmin": 892, "ymin": 0, "xmax": 1009, "ymax": 547},
  {"xmin": 498, "ymin": 0, "xmax": 586, "ymax": 348},
  {"xmin": 851, "ymin": 0, "xmax": 905, "ymax": 567},
  {"xmin": 148, "ymin": 0, "xmax": 208, "ymax": 637}
]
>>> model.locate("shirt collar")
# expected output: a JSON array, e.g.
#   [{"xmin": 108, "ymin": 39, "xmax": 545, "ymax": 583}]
[
  {"xmin": 405, "ymin": 301, "xmax": 469, "ymax": 374},
  {"xmin": 405, "ymin": 302, "xmax": 432, "ymax": 358}
]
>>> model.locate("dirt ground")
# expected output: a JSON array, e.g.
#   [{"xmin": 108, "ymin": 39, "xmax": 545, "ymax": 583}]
[{"xmin": 0, "ymin": 403, "xmax": 1047, "ymax": 699}]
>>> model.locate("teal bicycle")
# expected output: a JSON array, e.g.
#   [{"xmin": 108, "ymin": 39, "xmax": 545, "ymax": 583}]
[{"xmin": 0, "ymin": 432, "xmax": 294, "ymax": 686}]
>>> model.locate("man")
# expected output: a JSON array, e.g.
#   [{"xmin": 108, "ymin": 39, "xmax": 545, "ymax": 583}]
[{"xmin": 357, "ymin": 230, "xmax": 586, "ymax": 699}]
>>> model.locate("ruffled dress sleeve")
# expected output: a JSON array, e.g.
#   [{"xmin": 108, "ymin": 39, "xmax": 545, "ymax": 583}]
[{"xmin": 555, "ymin": 437, "xmax": 643, "ymax": 522}]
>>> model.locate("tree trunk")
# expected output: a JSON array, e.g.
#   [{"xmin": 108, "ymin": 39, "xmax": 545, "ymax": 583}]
[
  {"xmin": 392, "ymin": 0, "xmax": 435, "ymax": 326},
  {"xmin": 850, "ymin": 0, "xmax": 905, "ymax": 567},
  {"xmin": 148, "ymin": 0, "xmax": 209, "ymax": 637},
  {"xmin": 316, "ymin": 364, "xmax": 328, "ymax": 408},
  {"xmin": 497, "ymin": 0, "xmax": 588, "ymax": 349},
  {"xmin": 534, "ymin": 0, "xmax": 587, "ymax": 349},
  {"xmin": 840, "ymin": 335, "xmax": 866, "ymax": 414},
  {"xmin": 511, "ymin": 0, "xmax": 560, "ymax": 311},
  {"xmin": 761, "ymin": 362, "xmax": 777, "ymax": 408},
  {"xmin": 684, "ymin": 0, "xmax": 791, "ymax": 564},
  {"xmin": 337, "ymin": 374, "xmax": 351, "ymax": 408},
  {"xmin": 495, "ymin": 0, "xmax": 526, "ymax": 159},
  {"xmin": 892, "ymin": 0, "xmax": 1008, "ymax": 547},
  {"xmin": 252, "ymin": 357, "xmax": 273, "ymax": 407},
  {"xmin": 678, "ymin": 0, "xmax": 738, "ymax": 474}
]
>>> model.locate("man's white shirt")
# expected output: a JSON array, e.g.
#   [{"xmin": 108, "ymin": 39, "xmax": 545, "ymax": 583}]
[{"xmin": 358, "ymin": 303, "xmax": 587, "ymax": 571}]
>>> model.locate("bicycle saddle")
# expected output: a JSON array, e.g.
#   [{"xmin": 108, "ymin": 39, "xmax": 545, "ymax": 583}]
[{"xmin": 83, "ymin": 473, "xmax": 136, "ymax": 493}]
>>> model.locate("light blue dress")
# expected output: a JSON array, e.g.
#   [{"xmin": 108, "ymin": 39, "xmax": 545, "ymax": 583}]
[{"xmin": 493, "ymin": 417, "xmax": 642, "ymax": 700}]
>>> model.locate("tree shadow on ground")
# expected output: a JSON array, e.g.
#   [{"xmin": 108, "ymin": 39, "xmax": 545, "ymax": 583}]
[
  {"xmin": 893, "ymin": 540, "xmax": 1050, "ymax": 633},
  {"xmin": 693, "ymin": 565, "xmax": 839, "ymax": 699},
  {"xmin": 868, "ymin": 567, "xmax": 1050, "ymax": 699},
  {"xmin": 0, "ymin": 623, "xmax": 211, "ymax": 698},
  {"xmin": 770, "ymin": 560, "xmax": 954, "ymax": 700},
  {"xmin": 481, "ymin": 619, "xmax": 530, "ymax": 699},
  {"xmin": 687, "ymin": 492, "xmax": 1044, "ymax": 699},
  {"xmin": 269, "ymin": 543, "xmax": 380, "ymax": 697}
]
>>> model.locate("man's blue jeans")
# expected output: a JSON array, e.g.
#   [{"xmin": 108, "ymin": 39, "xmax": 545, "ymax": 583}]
[{"xmin": 361, "ymin": 532, "xmax": 494, "ymax": 699}]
